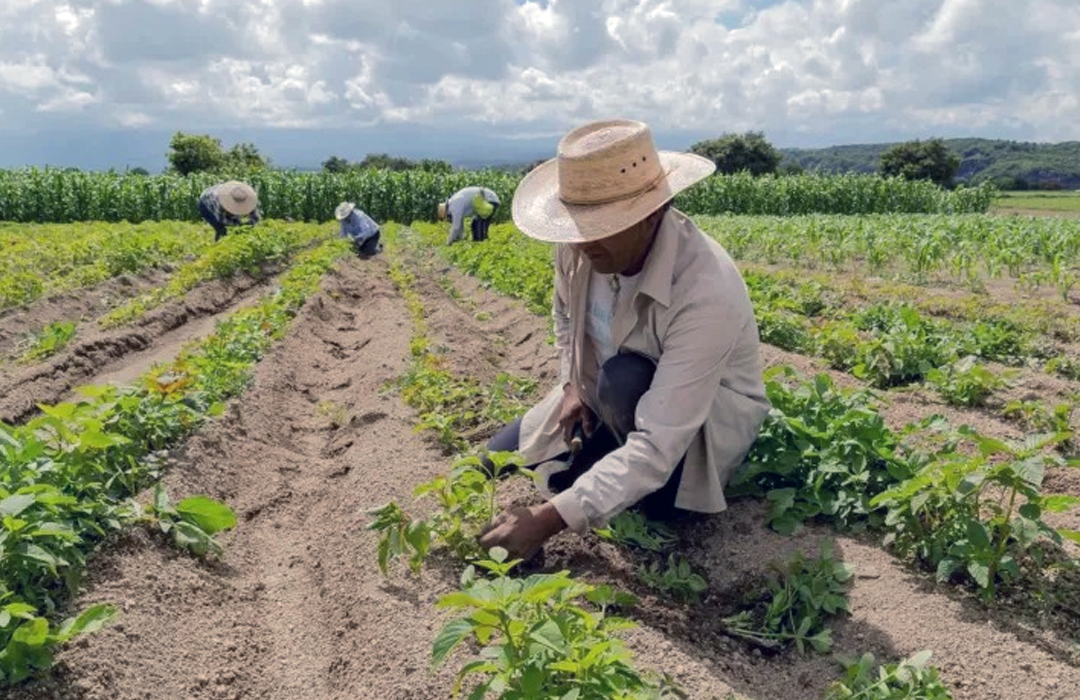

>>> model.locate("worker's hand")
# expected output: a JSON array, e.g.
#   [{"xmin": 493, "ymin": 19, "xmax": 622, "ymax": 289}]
[
  {"xmin": 478, "ymin": 503, "xmax": 567, "ymax": 562},
  {"xmin": 558, "ymin": 384, "xmax": 595, "ymax": 446}
]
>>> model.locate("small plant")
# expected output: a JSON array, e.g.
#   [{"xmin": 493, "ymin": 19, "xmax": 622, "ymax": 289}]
[
  {"xmin": 722, "ymin": 542, "xmax": 853, "ymax": 654},
  {"xmin": 638, "ymin": 554, "xmax": 708, "ymax": 603},
  {"xmin": 0, "ymin": 602, "xmax": 116, "ymax": 685},
  {"xmin": 314, "ymin": 399, "xmax": 347, "ymax": 428},
  {"xmin": 1002, "ymin": 399, "xmax": 1073, "ymax": 441},
  {"xmin": 925, "ymin": 355, "xmax": 1010, "ymax": 407},
  {"xmin": 731, "ymin": 367, "xmax": 912, "ymax": 534},
  {"xmin": 871, "ymin": 428, "xmax": 1079, "ymax": 599},
  {"xmin": 142, "ymin": 485, "xmax": 238, "ymax": 558},
  {"xmin": 823, "ymin": 650, "xmax": 953, "ymax": 700},
  {"xmin": 432, "ymin": 547, "xmax": 682, "ymax": 700},
  {"xmin": 595, "ymin": 511, "xmax": 679, "ymax": 551},
  {"xmin": 366, "ymin": 451, "xmax": 525, "ymax": 574},
  {"xmin": 17, "ymin": 321, "xmax": 77, "ymax": 363}
]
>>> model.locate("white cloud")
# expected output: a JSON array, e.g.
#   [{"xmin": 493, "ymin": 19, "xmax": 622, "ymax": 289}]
[{"xmin": 1, "ymin": 0, "xmax": 1080, "ymax": 164}]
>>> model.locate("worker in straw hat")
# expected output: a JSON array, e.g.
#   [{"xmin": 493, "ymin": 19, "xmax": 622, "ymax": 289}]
[
  {"xmin": 334, "ymin": 201, "xmax": 382, "ymax": 258},
  {"xmin": 437, "ymin": 186, "xmax": 501, "ymax": 244},
  {"xmin": 197, "ymin": 181, "xmax": 261, "ymax": 241},
  {"xmin": 477, "ymin": 119, "xmax": 770, "ymax": 561}
]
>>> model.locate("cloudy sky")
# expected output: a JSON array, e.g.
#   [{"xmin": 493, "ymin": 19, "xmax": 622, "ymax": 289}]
[{"xmin": 1, "ymin": 0, "xmax": 1078, "ymax": 170}]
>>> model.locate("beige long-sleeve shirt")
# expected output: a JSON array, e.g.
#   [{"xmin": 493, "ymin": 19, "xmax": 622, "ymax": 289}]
[{"xmin": 516, "ymin": 208, "xmax": 770, "ymax": 533}]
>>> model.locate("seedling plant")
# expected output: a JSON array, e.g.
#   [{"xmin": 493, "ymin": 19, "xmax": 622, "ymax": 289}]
[
  {"xmin": 823, "ymin": 650, "xmax": 953, "ymax": 700},
  {"xmin": 722, "ymin": 543, "xmax": 853, "ymax": 654},
  {"xmin": 432, "ymin": 547, "xmax": 684, "ymax": 700}
]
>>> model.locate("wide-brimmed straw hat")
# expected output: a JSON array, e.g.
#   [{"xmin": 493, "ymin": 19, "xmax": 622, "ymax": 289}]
[
  {"xmin": 335, "ymin": 201, "xmax": 356, "ymax": 220},
  {"xmin": 512, "ymin": 119, "xmax": 715, "ymax": 243},
  {"xmin": 437, "ymin": 202, "xmax": 448, "ymax": 221},
  {"xmin": 217, "ymin": 181, "xmax": 258, "ymax": 216}
]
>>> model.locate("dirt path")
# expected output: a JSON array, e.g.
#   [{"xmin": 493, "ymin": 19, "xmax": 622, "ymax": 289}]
[
  {"xmin": 0, "ymin": 269, "xmax": 278, "ymax": 423},
  {"xmin": 10, "ymin": 247, "xmax": 1080, "ymax": 700}
]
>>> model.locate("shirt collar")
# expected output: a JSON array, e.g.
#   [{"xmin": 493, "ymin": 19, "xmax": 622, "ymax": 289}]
[{"xmin": 633, "ymin": 207, "xmax": 679, "ymax": 308}]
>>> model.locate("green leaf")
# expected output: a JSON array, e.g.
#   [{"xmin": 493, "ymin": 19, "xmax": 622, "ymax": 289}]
[
  {"xmin": 528, "ymin": 620, "xmax": 566, "ymax": 654},
  {"xmin": 175, "ymin": 497, "xmax": 237, "ymax": 534},
  {"xmin": 1042, "ymin": 495, "xmax": 1080, "ymax": 513},
  {"xmin": 968, "ymin": 562, "xmax": 990, "ymax": 589},
  {"xmin": 966, "ymin": 520, "xmax": 991, "ymax": 549},
  {"xmin": 0, "ymin": 494, "xmax": 35, "ymax": 518},
  {"xmin": 1057, "ymin": 528, "xmax": 1080, "ymax": 545},
  {"xmin": 12, "ymin": 617, "xmax": 49, "ymax": 646},
  {"xmin": 55, "ymin": 604, "xmax": 117, "ymax": 641},
  {"xmin": 78, "ymin": 429, "xmax": 130, "ymax": 451},
  {"xmin": 432, "ymin": 618, "xmax": 473, "ymax": 669}
]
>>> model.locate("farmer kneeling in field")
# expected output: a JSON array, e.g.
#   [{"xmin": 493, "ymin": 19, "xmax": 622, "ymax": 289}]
[
  {"xmin": 478, "ymin": 119, "xmax": 770, "ymax": 561},
  {"xmin": 335, "ymin": 201, "xmax": 382, "ymax": 258},
  {"xmin": 198, "ymin": 181, "xmax": 261, "ymax": 241},
  {"xmin": 438, "ymin": 186, "xmax": 501, "ymax": 244}
]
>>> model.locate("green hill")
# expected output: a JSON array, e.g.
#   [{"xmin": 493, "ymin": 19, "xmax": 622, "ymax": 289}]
[{"xmin": 781, "ymin": 138, "xmax": 1080, "ymax": 190}]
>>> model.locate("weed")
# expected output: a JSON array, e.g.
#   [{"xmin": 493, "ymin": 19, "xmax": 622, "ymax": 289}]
[
  {"xmin": 17, "ymin": 321, "xmax": 77, "ymax": 364},
  {"xmin": 722, "ymin": 542, "xmax": 852, "ymax": 654},
  {"xmin": 925, "ymin": 355, "xmax": 1010, "ymax": 407},
  {"xmin": 315, "ymin": 400, "xmax": 347, "ymax": 428},
  {"xmin": 595, "ymin": 511, "xmax": 679, "ymax": 551},
  {"xmin": 823, "ymin": 650, "xmax": 953, "ymax": 700},
  {"xmin": 638, "ymin": 555, "xmax": 708, "ymax": 603}
]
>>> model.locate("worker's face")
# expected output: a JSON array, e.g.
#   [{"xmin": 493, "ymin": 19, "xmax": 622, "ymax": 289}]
[{"xmin": 570, "ymin": 208, "xmax": 664, "ymax": 275}]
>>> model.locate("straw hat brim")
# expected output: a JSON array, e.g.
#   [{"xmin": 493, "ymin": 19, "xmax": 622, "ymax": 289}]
[
  {"xmin": 217, "ymin": 181, "xmax": 258, "ymax": 216},
  {"xmin": 335, "ymin": 202, "xmax": 356, "ymax": 220},
  {"xmin": 512, "ymin": 151, "xmax": 715, "ymax": 243}
]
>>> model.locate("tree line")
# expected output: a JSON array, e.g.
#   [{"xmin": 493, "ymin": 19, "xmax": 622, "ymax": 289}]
[{"xmin": 160, "ymin": 130, "xmax": 965, "ymax": 190}]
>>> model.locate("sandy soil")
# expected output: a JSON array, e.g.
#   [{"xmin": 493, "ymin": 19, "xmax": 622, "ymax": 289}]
[
  {"xmin": 0, "ymin": 268, "xmax": 279, "ymax": 424},
  {"xmin": 8, "ymin": 240, "xmax": 1080, "ymax": 700}
]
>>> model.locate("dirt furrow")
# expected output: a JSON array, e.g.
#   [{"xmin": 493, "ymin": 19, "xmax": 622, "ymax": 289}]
[
  {"xmin": 0, "ymin": 269, "xmax": 171, "ymax": 361},
  {"xmin": 0, "ymin": 268, "xmax": 278, "ymax": 423},
  {"xmin": 10, "ymin": 244, "xmax": 1080, "ymax": 700}
]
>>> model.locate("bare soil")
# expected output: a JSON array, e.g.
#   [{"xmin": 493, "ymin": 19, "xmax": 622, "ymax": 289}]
[
  {"xmin": 8, "ymin": 243, "xmax": 1080, "ymax": 700},
  {"xmin": 0, "ymin": 268, "xmax": 279, "ymax": 424},
  {"xmin": 0, "ymin": 269, "xmax": 169, "ymax": 360}
]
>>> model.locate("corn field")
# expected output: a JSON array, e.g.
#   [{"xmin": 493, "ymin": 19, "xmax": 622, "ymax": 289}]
[{"xmin": 0, "ymin": 168, "xmax": 996, "ymax": 224}]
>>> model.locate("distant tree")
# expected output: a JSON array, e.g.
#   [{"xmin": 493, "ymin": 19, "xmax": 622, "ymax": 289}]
[
  {"xmin": 226, "ymin": 141, "xmax": 270, "ymax": 170},
  {"xmin": 167, "ymin": 132, "xmax": 227, "ymax": 175},
  {"xmin": 322, "ymin": 156, "xmax": 351, "ymax": 173},
  {"xmin": 356, "ymin": 153, "xmax": 415, "ymax": 171},
  {"xmin": 128, "ymin": 167, "xmax": 151, "ymax": 176},
  {"xmin": 779, "ymin": 161, "xmax": 805, "ymax": 176},
  {"xmin": 879, "ymin": 138, "xmax": 960, "ymax": 188},
  {"xmin": 689, "ymin": 131, "xmax": 782, "ymax": 176},
  {"xmin": 416, "ymin": 158, "xmax": 453, "ymax": 174}
]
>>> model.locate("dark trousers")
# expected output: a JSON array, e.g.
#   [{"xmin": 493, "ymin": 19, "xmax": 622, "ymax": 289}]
[
  {"xmin": 198, "ymin": 200, "xmax": 229, "ymax": 241},
  {"xmin": 353, "ymin": 231, "xmax": 381, "ymax": 258},
  {"xmin": 486, "ymin": 351, "xmax": 687, "ymax": 521},
  {"xmin": 470, "ymin": 203, "xmax": 498, "ymax": 242}
]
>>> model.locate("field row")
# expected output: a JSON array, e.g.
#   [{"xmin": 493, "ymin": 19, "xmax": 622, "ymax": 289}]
[
  {"xmin": 0, "ymin": 236, "xmax": 352, "ymax": 687},
  {"xmin": 0, "ymin": 169, "xmax": 995, "ymax": 224}
]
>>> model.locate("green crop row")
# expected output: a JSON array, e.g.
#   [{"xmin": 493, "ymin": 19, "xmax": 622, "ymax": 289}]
[
  {"xmin": 0, "ymin": 169, "xmax": 992, "ymax": 225},
  {"xmin": 0, "ymin": 236, "xmax": 351, "ymax": 687},
  {"xmin": 698, "ymin": 214, "xmax": 1080, "ymax": 291},
  {"xmin": 0, "ymin": 222, "xmax": 209, "ymax": 310},
  {"xmin": 406, "ymin": 220, "xmax": 1080, "ymax": 604},
  {"xmin": 100, "ymin": 221, "xmax": 331, "ymax": 328}
]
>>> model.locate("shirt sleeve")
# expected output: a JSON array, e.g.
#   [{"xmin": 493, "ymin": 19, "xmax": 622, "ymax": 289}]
[{"xmin": 550, "ymin": 293, "xmax": 745, "ymax": 533}]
